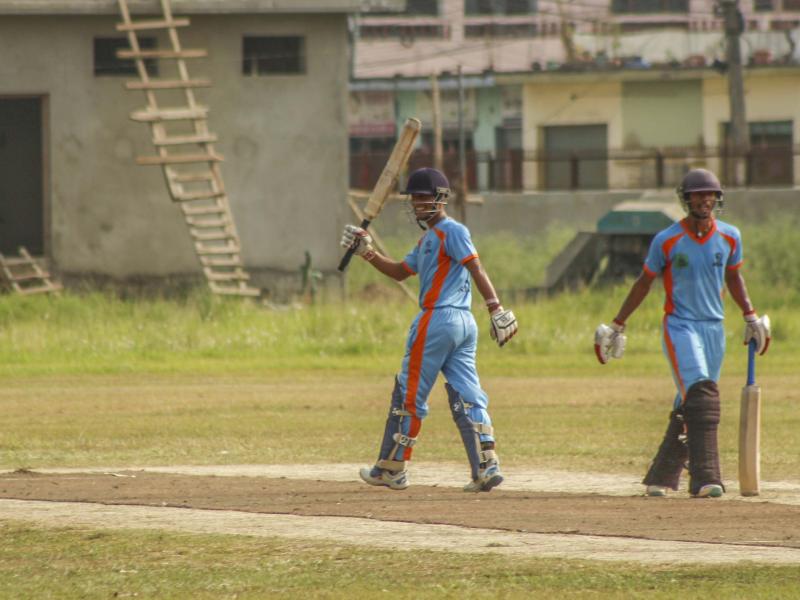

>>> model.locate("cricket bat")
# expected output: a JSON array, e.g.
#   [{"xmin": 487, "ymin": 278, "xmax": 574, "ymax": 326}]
[
  {"xmin": 338, "ymin": 117, "xmax": 422, "ymax": 272},
  {"xmin": 738, "ymin": 339, "xmax": 761, "ymax": 496}
]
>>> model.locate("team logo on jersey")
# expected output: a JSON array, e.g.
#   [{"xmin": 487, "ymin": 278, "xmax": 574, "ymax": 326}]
[
  {"xmin": 674, "ymin": 253, "xmax": 689, "ymax": 269},
  {"xmin": 713, "ymin": 252, "xmax": 723, "ymax": 267},
  {"xmin": 423, "ymin": 240, "xmax": 433, "ymax": 255}
]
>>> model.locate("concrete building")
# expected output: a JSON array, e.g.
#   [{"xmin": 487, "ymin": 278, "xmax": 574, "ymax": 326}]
[
  {"xmin": 348, "ymin": 0, "xmax": 800, "ymax": 192},
  {"xmin": 354, "ymin": 0, "xmax": 800, "ymax": 78},
  {"xmin": 509, "ymin": 65, "xmax": 800, "ymax": 189},
  {"xmin": 0, "ymin": 0, "xmax": 402, "ymax": 296}
]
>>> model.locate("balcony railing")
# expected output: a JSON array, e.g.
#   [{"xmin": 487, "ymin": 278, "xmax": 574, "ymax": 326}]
[
  {"xmin": 350, "ymin": 145, "xmax": 797, "ymax": 192},
  {"xmin": 611, "ymin": 0, "xmax": 689, "ymax": 13}
]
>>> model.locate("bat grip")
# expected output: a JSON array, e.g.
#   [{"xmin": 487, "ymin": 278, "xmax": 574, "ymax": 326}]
[
  {"xmin": 747, "ymin": 339, "xmax": 757, "ymax": 386},
  {"xmin": 337, "ymin": 218, "xmax": 372, "ymax": 272}
]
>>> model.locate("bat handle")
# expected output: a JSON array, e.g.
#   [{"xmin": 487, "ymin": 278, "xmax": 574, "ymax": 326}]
[
  {"xmin": 747, "ymin": 339, "xmax": 757, "ymax": 386},
  {"xmin": 337, "ymin": 218, "xmax": 372, "ymax": 272}
]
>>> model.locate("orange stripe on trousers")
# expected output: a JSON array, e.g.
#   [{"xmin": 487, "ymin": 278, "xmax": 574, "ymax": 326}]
[
  {"xmin": 403, "ymin": 228, "xmax": 451, "ymax": 460},
  {"xmin": 402, "ymin": 310, "xmax": 431, "ymax": 459}
]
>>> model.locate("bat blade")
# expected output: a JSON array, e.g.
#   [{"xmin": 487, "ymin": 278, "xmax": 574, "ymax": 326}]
[
  {"xmin": 738, "ymin": 384, "xmax": 761, "ymax": 496},
  {"xmin": 738, "ymin": 340, "xmax": 761, "ymax": 497},
  {"xmin": 363, "ymin": 117, "xmax": 421, "ymax": 221},
  {"xmin": 338, "ymin": 117, "xmax": 421, "ymax": 272}
]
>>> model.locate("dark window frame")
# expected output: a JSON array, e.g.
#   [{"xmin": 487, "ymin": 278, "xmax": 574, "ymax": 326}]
[
  {"xmin": 611, "ymin": 0, "xmax": 689, "ymax": 13},
  {"xmin": 358, "ymin": 23, "xmax": 450, "ymax": 39},
  {"xmin": 464, "ymin": 22, "xmax": 539, "ymax": 37},
  {"xmin": 242, "ymin": 36, "xmax": 306, "ymax": 76},
  {"xmin": 370, "ymin": 0, "xmax": 440, "ymax": 15},
  {"xmin": 464, "ymin": 0, "xmax": 538, "ymax": 15},
  {"xmin": 93, "ymin": 36, "xmax": 158, "ymax": 77}
]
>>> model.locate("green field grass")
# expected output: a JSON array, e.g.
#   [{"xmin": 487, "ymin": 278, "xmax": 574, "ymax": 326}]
[
  {"xmin": 1, "ymin": 219, "xmax": 797, "ymax": 378},
  {"xmin": 0, "ymin": 279, "xmax": 797, "ymax": 377},
  {"xmin": 2, "ymin": 372, "xmax": 799, "ymax": 479},
  {"xmin": 1, "ymin": 219, "xmax": 799, "ymax": 597},
  {"xmin": 2, "ymin": 522, "xmax": 799, "ymax": 600}
]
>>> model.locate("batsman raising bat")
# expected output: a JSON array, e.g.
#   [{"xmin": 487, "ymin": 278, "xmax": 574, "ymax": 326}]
[
  {"xmin": 595, "ymin": 168, "xmax": 770, "ymax": 498},
  {"xmin": 341, "ymin": 167, "xmax": 518, "ymax": 492}
]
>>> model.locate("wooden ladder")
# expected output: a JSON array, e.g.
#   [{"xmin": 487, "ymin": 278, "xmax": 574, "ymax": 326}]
[
  {"xmin": 0, "ymin": 247, "xmax": 63, "ymax": 295},
  {"xmin": 116, "ymin": 0, "xmax": 259, "ymax": 297}
]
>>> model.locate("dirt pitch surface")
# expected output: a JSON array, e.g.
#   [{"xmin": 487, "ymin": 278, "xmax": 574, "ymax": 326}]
[{"xmin": 2, "ymin": 463, "xmax": 800, "ymax": 565}]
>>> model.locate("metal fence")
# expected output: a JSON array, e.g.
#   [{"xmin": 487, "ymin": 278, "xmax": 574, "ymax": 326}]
[{"xmin": 350, "ymin": 145, "xmax": 797, "ymax": 192}]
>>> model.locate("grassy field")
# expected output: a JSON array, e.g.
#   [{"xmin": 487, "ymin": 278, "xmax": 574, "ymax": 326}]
[
  {"xmin": 2, "ymin": 522, "xmax": 800, "ymax": 600},
  {"xmin": 1, "ymin": 219, "xmax": 799, "ymax": 598},
  {"xmin": 2, "ymin": 372, "xmax": 799, "ymax": 479}
]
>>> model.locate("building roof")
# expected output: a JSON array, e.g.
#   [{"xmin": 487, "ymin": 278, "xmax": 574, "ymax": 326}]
[{"xmin": 0, "ymin": 0, "xmax": 404, "ymax": 15}]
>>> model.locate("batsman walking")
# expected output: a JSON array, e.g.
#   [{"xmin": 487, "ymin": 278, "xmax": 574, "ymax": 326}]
[
  {"xmin": 595, "ymin": 168, "xmax": 771, "ymax": 498},
  {"xmin": 341, "ymin": 167, "xmax": 518, "ymax": 492}
]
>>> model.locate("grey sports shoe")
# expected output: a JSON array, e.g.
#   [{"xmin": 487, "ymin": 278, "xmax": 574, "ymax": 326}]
[
  {"xmin": 646, "ymin": 485, "xmax": 668, "ymax": 497},
  {"xmin": 463, "ymin": 462, "xmax": 504, "ymax": 493},
  {"xmin": 694, "ymin": 484, "xmax": 723, "ymax": 498},
  {"xmin": 359, "ymin": 466, "xmax": 409, "ymax": 490}
]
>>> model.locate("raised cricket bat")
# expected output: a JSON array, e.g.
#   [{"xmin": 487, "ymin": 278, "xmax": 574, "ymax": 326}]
[
  {"xmin": 738, "ymin": 339, "xmax": 761, "ymax": 496},
  {"xmin": 338, "ymin": 117, "xmax": 422, "ymax": 272}
]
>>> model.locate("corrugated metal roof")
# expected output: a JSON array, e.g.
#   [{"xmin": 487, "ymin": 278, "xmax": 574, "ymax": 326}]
[{"xmin": 0, "ymin": 0, "xmax": 404, "ymax": 15}]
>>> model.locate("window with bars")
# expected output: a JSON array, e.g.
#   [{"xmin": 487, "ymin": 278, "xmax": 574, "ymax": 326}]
[
  {"xmin": 242, "ymin": 36, "xmax": 305, "ymax": 76},
  {"xmin": 464, "ymin": 23, "xmax": 539, "ymax": 37},
  {"xmin": 93, "ymin": 37, "xmax": 158, "ymax": 77},
  {"xmin": 359, "ymin": 24, "xmax": 450, "ymax": 38},
  {"xmin": 369, "ymin": 0, "xmax": 439, "ymax": 15},
  {"xmin": 754, "ymin": 0, "xmax": 774, "ymax": 11},
  {"xmin": 464, "ymin": 0, "xmax": 537, "ymax": 15},
  {"xmin": 611, "ymin": 0, "xmax": 689, "ymax": 13}
]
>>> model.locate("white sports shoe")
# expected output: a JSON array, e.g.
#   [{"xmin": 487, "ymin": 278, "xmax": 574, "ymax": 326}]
[
  {"xmin": 646, "ymin": 485, "xmax": 668, "ymax": 497},
  {"xmin": 359, "ymin": 466, "xmax": 409, "ymax": 490},
  {"xmin": 694, "ymin": 484, "xmax": 723, "ymax": 498},
  {"xmin": 463, "ymin": 462, "xmax": 504, "ymax": 493}
]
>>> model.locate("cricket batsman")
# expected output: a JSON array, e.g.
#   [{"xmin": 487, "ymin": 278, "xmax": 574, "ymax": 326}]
[
  {"xmin": 594, "ymin": 168, "xmax": 770, "ymax": 498},
  {"xmin": 341, "ymin": 167, "xmax": 518, "ymax": 492}
]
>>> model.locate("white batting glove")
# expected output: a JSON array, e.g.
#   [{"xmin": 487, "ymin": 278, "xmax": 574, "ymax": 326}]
[
  {"xmin": 594, "ymin": 320, "xmax": 626, "ymax": 364},
  {"xmin": 341, "ymin": 224, "xmax": 375, "ymax": 260},
  {"xmin": 744, "ymin": 312, "xmax": 771, "ymax": 355},
  {"xmin": 489, "ymin": 307, "xmax": 517, "ymax": 348}
]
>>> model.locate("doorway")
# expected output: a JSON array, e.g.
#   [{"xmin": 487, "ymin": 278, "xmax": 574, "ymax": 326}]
[
  {"xmin": 543, "ymin": 124, "xmax": 608, "ymax": 190},
  {"xmin": 0, "ymin": 97, "xmax": 44, "ymax": 255}
]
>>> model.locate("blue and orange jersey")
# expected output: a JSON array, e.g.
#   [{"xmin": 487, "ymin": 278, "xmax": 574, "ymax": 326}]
[
  {"xmin": 643, "ymin": 218, "xmax": 743, "ymax": 320},
  {"xmin": 402, "ymin": 217, "xmax": 477, "ymax": 310}
]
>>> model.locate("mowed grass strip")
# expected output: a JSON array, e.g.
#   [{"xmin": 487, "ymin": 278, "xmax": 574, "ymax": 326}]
[
  {"xmin": 2, "ymin": 522, "xmax": 799, "ymax": 600},
  {"xmin": 2, "ymin": 373, "xmax": 799, "ymax": 480}
]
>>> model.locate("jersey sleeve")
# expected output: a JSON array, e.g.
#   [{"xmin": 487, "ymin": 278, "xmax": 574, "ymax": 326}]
[
  {"xmin": 727, "ymin": 228, "xmax": 743, "ymax": 269},
  {"xmin": 643, "ymin": 233, "xmax": 666, "ymax": 276},
  {"xmin": 402, "ymin": 239, "xmax": 421, "ymax": 274},
  {"xmin": 446, "ymin": 223, "xmax": 479, "ymax": 265}
]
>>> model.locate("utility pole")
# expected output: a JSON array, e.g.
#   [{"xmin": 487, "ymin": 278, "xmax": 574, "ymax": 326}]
[
  {"xmin": 430, "ymin": 73, "xmax": 443, "ymax": 172},
  {"xmin": 720, "ymin": 0, "xmax": 749, "ymax": 186},
  {"xmin": 557, "ymin": 0, "xmax": 578, "ymax": 65},
  {"xmin": 456, "ymin": 65, "xmax": 468, "ymax": 224}
]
